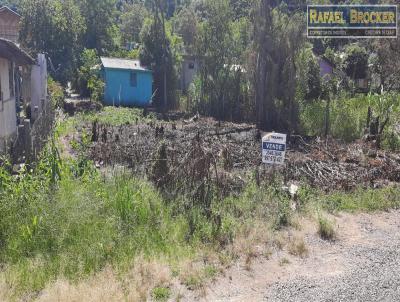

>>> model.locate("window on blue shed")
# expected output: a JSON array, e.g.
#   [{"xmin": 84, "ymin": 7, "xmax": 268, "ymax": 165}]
[{"xmin": 130, "ymin": 72, "xmax": 137, "ymax": 87}]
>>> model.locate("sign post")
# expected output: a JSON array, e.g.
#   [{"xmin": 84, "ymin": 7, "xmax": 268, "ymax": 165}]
[{"xmin": 262, "ymin": 133, "xmax": 287, "ymax": 165}]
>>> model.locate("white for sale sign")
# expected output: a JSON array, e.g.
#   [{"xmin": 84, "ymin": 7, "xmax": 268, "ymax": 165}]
[{"xmin": 262, "ymin": 133, "xmax": 287, "ymax": 165}]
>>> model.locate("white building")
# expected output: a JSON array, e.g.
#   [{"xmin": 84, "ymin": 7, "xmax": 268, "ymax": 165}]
[{"xmin": 0, "ymin": 39, "xmax": 34, "ymax": 152}]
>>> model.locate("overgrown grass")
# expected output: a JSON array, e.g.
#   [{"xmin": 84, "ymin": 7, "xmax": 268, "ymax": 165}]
[
  {"xmin": 300, "ymin": 92, "xmax": 400, "ymax": 147},
  {"xmin": 56, "ymin": 106, "xmax": 156, "ymax": 138},
  {"xmin": 0, "ymin": 152, "xmax": 297, "ymax": 298},
  {"xmin": 0, "ymin": 158, "xmax": 191, "ymax": 297},
  {"xmin": 319, "ymin": 186, "xmax": 400, "ymax": 213},
  {"xmin": 82, "ymin": 106, "xmax": 157, "ymax": 126}
]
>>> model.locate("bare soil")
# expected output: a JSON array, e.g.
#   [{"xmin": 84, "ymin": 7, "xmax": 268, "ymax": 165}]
[{"xmin": 181, "ymin": 210, "xmax": 400, "ymax": 302}]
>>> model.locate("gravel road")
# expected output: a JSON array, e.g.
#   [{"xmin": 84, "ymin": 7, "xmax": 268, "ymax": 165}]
[
  {"xmin": 265, "ymin": 240, "xmax": 400, "ymax": 301},
  {"xmin": 196, "ymin": 211, "xmax": 400, "ymax": 302}
]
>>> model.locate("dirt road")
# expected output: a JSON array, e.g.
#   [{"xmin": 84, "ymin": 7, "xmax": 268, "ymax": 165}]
[{"xmin": 192, "ymin": 210, "xmax": 400, "ymax": 302}]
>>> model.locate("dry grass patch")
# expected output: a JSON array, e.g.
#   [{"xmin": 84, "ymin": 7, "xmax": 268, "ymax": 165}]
[
  {"xmin": 244, "ymin": 246, "xmax": 258, "ymax": 271},
  {"xmin": 272, "ymin": 233, "xmax": 286, "ymax": 250},
  {"xmin": 179, "ymin": 261, "xmax": 206, "ymax": 292},
  {"xmin": 0, "ymin": 272, "xmax": 11, "ymax": 302},
  {"xmin": 33, "ymin": 257, "xmax": 173, "ymax": 302},
  {"xmin": 288, "ymin": 237, "xmax": 309, "ymax": 258},
  {"xmin": 36, "ymin": 267, "xmax": 125, "ymax": 302}
]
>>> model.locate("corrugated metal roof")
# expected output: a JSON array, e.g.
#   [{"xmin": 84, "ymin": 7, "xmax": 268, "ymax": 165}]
[{"xmin": 100, "ymin": 57, "xmax": 150, "ymax": 72}]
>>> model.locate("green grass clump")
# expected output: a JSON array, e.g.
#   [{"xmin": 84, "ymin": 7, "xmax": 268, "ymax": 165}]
[
  {"xmin": 318, "ymin": 216, "xmax": 336, "ymax": 240},
  {"xmin": 203, "ymin": 265, "xmax": 219, "ymax": 280},
  {"xmin": 152, "ymin": 286, "xmax": 171, "ymax": 301},
  {"xmin": 300, "ymin": 92, "xmax": 400, "ymax": 144}
]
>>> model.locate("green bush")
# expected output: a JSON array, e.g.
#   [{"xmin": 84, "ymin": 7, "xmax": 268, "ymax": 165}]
[
  {"xmin": 300, "ymin": 100, "xmax": 325, "ymax": 137},
  {"xmin": 382, "ymin": 131, "xmax": 400, "ymax": 152},
  {"xmin": 330, "ymin": 97, "xmax": 367, "ymax": 142},
  {"xmin": 300, "ymin": 93, "xmax": 400, "ymax": 143},
  {"xmin": 48, "ymin": 77, "xmax": 65, "ymax": 108},
  {"xmin": 75, "ymin": 48, "xmax": 104, "ymax": 101}
]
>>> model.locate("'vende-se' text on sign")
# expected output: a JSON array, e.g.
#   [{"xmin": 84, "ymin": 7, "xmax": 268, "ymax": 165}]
[{"xmin": 262, "ymin": 133, "xmax": 287, "ymax": 165}]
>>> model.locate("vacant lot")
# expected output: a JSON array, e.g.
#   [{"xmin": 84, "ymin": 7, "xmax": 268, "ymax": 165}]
[{"xmin": 1, "ymin": 106, "xmax": 400, "ymax": 301}]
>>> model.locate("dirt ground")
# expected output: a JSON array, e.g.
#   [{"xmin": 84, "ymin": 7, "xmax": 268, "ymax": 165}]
[{"xmin": 180, "ymin": 210, "xmax": 400, "ymax": 302}]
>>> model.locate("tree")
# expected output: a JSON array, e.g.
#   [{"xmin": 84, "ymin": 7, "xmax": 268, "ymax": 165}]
[
  {"xmin": 370, "ymin": 39, "xmax": 400, "ymax": 92},
  {"xmin": 296, "ymin": 46, "xmax": 322, "ymax": 102},
  {"xmin": 172, "ymin": 6, "xmax": 198, "ymax": 52},
  {"xmin": 253, "ymin": 1, "xmax": 305, "ymax": 132},
  {"xmin": 77, "ymin": 0, "xmax": 119, "ymax": 54},
  {"xmin": 19, "ymin": 0, "xmax": 85, "ymax": 84},
  {"xmin": 195, "ymin": 0, "xmax": 234, "ymax": 119},
  {"xmin": 343, "ymin": 44, "xmax": 368, "ymax": 80},
  {"xmin": 75, "ymin": 49, "xmax": 103, "ymax": 100},
  {"xmin": 230, "ymin": 0, "xmax": 251, "ymax": 20},
  {"xmin": 140, "ymin": 14, "xmax": 181, "ymax": 109},
  {"xmin": 120, "ymin": 2, "xmax": 149, "ymax": 45},
  {"xmin": 0, "ymin": 0, "xmax": 21, "ymax": 10}
]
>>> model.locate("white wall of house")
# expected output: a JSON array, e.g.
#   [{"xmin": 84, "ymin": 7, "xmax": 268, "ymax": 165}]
[
  {"xmin": 31, "ymin": 54, "xmax": 48, "ymax": 120},
  {"xmin": 0, "ymin": 57, "xmax": 16, "ymax": 152}
]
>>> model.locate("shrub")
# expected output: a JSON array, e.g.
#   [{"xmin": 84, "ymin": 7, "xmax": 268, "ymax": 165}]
[
  {"xmin": 382, "ymin": 131, "xmax": 400, "ymax": 152},
  {"xmin": 75, "ymin": 48, "xmax": 104, "ymax": 101},
  {"xmin": 48, "ymin": 77, "xmax": 64, "ymax": 108}
]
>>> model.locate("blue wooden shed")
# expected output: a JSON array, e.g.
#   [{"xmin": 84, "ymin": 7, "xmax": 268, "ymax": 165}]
[{"xmin": 100, "ymin": 57, "xmax": 153, "ymax": 107}]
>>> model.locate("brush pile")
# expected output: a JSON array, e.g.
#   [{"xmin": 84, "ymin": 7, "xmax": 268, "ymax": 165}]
[{"xmin": 87, "ymin": 116, "xmax": 400, "ymax": 192}]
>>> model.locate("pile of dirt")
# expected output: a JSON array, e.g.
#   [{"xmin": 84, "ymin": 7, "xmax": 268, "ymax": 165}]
[{"xmin": 87, "ymin": 116, "xmax": 400, "ymax": 192}]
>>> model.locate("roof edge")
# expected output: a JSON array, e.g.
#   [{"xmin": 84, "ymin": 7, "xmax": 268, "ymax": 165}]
[
  {"xmin": 0, "ymin": 6, "xmax": 21, "ymax": 17},
  {"xmin": 100, "ymin": 57, "xmax": 151, "ymax": 72},
  {"xmin": 0, "ymin": 38, "xmax": 35, "ymax": 65}
]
